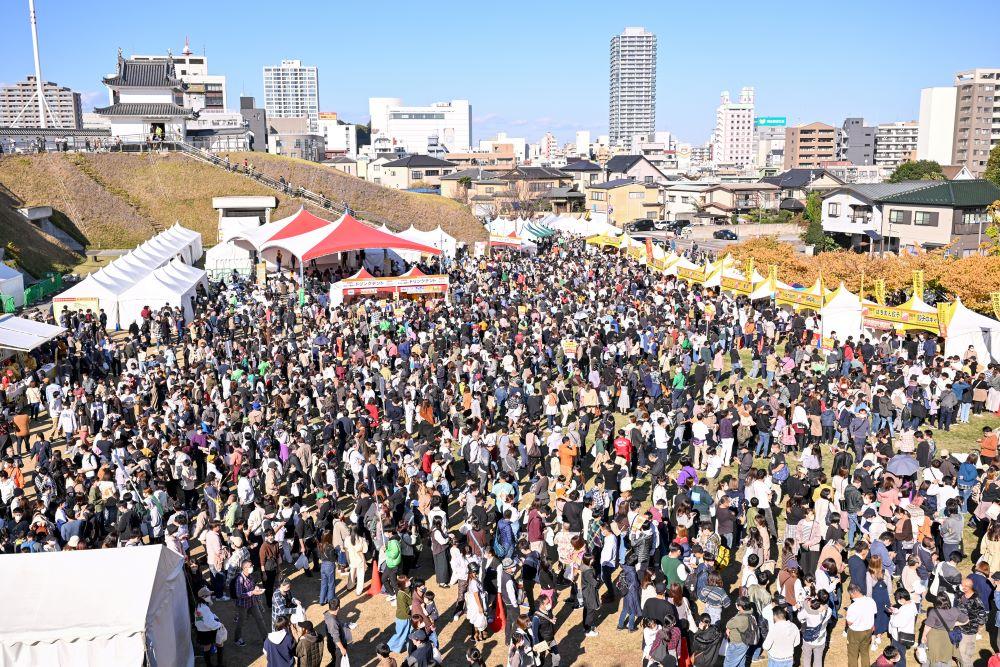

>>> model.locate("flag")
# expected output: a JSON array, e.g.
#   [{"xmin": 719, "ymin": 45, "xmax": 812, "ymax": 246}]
[
  {"xmin": 488, "ymin": 595, "xmax": 506, "ymax": 634},
  {"xmin": 367, "ymin": 560, "xmax": 382, "ymax": 596},
  {"xmin": 874, "ymin": 279, "xmax": 886, "ymax": 306},
  {"xmin": 992, "ymin": 292, "xmax": 1000, "ymax": 320},
  {"xmin": 912, "ymin": 270, "xmax": 924, "ymax": 299}
]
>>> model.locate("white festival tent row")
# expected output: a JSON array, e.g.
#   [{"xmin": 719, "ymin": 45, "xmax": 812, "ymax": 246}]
[
  {"xmin": 117, "ymin": 260, "xmax": 209, "ymax": 329},
  {"xmin": 0, "ymin": 263, "xmax": 25, "ymax": 308},
  {"xmin": 53, "ymin": 226, "xmax": 203, "ymax": 328},
  {"xmin": 0, "ymin": 545, "xmax": 192, "ymax": 667},
  {"xmin": 944, "ymin": 297, "xmax": 1000, "ymax": 362}
]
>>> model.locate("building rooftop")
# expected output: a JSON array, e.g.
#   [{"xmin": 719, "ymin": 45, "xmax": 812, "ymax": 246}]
[
  {"xmin": 323, "ymin": 156, "xmax": 357, "ymax": 164},
  {"xmin": 877, "ymin": 180, "xmax": 1000, "ymax": 207},
  {"xmin": 497, "ymin": 166, "xmax": 568, "ymax": 180},
  {"xmin": 760, "ymin": 168, "xmax": 844, "ymax": 189},
  {"xmin": 93, "ymin": 102, "xmax": 192, "ymax": 117},
  {"xmin": 381, "ymin": 154, "xmax": 457, "ymax": 168},
  {"xmin": 824, "ymin": 182, "xmax": 931, "ymax": 204},
  {"xmin": 604, "ymin": 155, "xmax": 644, "ymax": 173},
  {"xmin": 102, "ymin": 54, "xmax": 184, "ymax": 89},
  {"xmin": 561, "ymin": 159, "xmax": 602, "ymax": 172}
]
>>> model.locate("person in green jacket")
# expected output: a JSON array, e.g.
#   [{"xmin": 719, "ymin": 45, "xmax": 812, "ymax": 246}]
[
  {"xmin": 661, "ymin": 543, "xmax": 688, "ymax": 587},
  {"xmin": 384, "ymin": 527, "xmax": 402, "ymax": 600}
]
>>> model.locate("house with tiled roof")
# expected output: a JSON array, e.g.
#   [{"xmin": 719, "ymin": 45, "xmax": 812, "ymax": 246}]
[{"xmin": 95, "ymin": 49, "xmax": 192, "ymax": 141}]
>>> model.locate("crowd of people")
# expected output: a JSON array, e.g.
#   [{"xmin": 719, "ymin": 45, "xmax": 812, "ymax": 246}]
[{"xmin": 3, "ymin": 232, "xmax": 1000, "ymax": 667}]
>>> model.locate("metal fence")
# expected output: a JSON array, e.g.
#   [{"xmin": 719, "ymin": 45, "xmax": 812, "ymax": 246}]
[{"xmin": 23, "ymin": 273, "xmax": 62, "ymax": 306}]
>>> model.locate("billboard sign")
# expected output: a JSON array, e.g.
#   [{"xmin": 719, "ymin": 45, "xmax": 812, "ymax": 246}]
[{"xmin": 754, "ymin": 116, "xmax": 787, "ymax": 127}]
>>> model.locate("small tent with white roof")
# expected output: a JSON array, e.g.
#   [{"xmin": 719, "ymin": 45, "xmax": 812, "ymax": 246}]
[
  {"xmin": 820, "ymin": 283, "xmax": 864, "ymax": 345},
  {"xmin": 942, "ymin": 297, "xmax": 1000, "ymax": 362},
  {"xmin": 117, "ymin": 259, "xmax": 208, "ymax": 328},
  {"xmin": 0, "ymin": 264, "xmax": 25, "ymax": 308}
]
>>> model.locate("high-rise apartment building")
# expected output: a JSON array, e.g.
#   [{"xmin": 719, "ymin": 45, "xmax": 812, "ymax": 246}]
[
  {"xmin": 839, "ymin": 117, "xmax": 874, "ymax": 165},
  {"xmin": 0, "ymin": 76, "xmax": 82, "ymax": 128},
  {"xmin": 712, "ymin": 87, "xmax": 755, "ymax": 168},
  {"xmin": 609, "ymin": 27, "xmax": 656, "ymax": 150},
  {"xmin": 783, "ymin": 122, "xmax": 838, "ymax": 169},
  {"xmin": 263, "ymin": 60, "xmax": 319, "ymax": 129},
  {"xmin": 917, "ymin": 86, "xmax": 957, "ymax": 165},
  {"xmin": 874, "ymin": 121, "xmax": 918, "ymax": 168},
  {"xmin": 952, "ymin": 68, "xmax": 1000, "ymax": 176}
]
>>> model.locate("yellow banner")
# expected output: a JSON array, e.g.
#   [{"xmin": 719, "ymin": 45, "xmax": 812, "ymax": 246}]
[
  {"xmin": 861, "ymin": 304, "xmax": 940, "ymax": 332},
  {"xmin": 775, "ymin": 287, "xmax": 824, "ymax": 310},
  {"xmin": 677, "ymin": 266, "xmax": 707, "ymax": 283},
  {"xmin": 874, "ymin": 279, "xmax": 886, "ymax": 306},
  {"xmin": 721, "ymin": 276, "xmax": 754, "ymax": 294},
  {"xmin": 645, "ymin": 239, "xmax": 654, "ymax": 264},
  {"xmin": 912, "ymin": 270, "xmax": 924, "ymax": 298},
  {"xmin": 745, "ymin": 257, "xmax": 755, "ymax": 280},
  {"xmin": 937, "ymin": 303, "xmax": 950, "ymax": 337},
  {"xmin": 992, "ymin": 292, "xmax": 1000, "ymax": 321},
  {"xmin": 768, "ymin": 264, "xmax": 778, "ymax": 282}
]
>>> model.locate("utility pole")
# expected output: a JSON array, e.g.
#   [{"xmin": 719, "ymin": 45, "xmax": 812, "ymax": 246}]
[{"xmin": 28, "ymin": 0, "xmax": 48, "ymax": 128}]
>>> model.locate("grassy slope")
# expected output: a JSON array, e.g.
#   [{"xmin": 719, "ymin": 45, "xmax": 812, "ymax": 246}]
[
  {"xmin": 0, "ymin": 190, "xmax": 80, "ymax": 278},
  {"xmin": 0, "ymin": 152, "xmax": 485, "ymax": 275},
  {"xmin": 218, "ymin": 151, "xmax": 486, "ymax": 239}
]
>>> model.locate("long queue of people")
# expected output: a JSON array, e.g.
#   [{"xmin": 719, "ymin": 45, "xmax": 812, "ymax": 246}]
[{"xmin": 3, "ymin": 235, "xmax": 1000, "ymax": 667}]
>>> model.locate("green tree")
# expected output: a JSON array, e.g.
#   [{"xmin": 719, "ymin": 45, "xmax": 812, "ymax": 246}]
[
  {"xmin": 887, "ymin": 159, "xmax": 944, "ymax": 183},
  {"xmin": 804, "ymin": 192, "xmax": 822, "ymax": 224},
  {"xmin": 985, "ymin": 143, "xmax": 1000, "ymax": 187}
]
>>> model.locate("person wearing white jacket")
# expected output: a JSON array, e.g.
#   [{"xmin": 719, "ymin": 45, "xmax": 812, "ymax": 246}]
[{"xmin": 194, "ymin": 586, "xmax": 226, "ymax": 667}]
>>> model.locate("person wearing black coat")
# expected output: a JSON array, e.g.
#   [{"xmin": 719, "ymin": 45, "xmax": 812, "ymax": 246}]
[
  {"xmin": 689, "ymin": 613, "xmax": 724, "ymax": 667},
  {"xmin": 580, "ymin": 556, "xmax": 602, "ymax": 636}
]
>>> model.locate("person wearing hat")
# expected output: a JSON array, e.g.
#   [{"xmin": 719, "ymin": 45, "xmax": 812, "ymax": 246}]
[
  {"xmin": 294, "ymin": 620, "xmax": 323, "ymax": 667},
  {"xmin": 194, "ymin": 586, "xmax": 226, "ymax": 667},
  {"xmin": 499, "ymin": 557, "xmax": 522, "ymax": 644}
]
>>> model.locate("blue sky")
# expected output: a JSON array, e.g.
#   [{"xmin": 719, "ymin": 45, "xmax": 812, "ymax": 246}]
[{"xmin": 3, "ymin": 0, "xmax": 999, "ymax": 146}]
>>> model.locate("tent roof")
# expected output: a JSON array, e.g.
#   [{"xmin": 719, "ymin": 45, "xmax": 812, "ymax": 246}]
[
  {"xmin": 0, "ymin": 315, "xmax": 65, "ymax": 352},
  {"xmin": 263, "ymin": 212, "xmax": 441, "ymax": 262},
  {"xmin": 0, "ymin": 264, "xmax": 20, "ymax": 280},
  {"xmin": 0, "ymin": 545, "xmax": 179, "ymax": 645},
  {"xmin": 822, "ymin": 282, "xmax": 862, "ymax": 309},
  {"xmin": 232, "ymin": 206, "xmax": 330, "ymax": 249}
]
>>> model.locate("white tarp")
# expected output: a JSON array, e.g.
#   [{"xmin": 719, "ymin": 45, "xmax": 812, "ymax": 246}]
[
  {"xmin": 117, "ymin": 260, "xmax": 207, "ymax": 328},
  {"xmin": 0, "ymin": 545, "xmax": 192, "ymax": 667},
  {"xmin": 820, "ymin": 283, "xmax": 863, "ymax": 344},
  {"xmin": 0, "ymin": 315, "xmax": 65, "ymax": 352},
  {"xmin": 944, "ymin": 297, "xmax": 1000, "ymax": 362},
  {"xmin": 0, "ymin": 264, "xmax": 24, "ymax": 308}
]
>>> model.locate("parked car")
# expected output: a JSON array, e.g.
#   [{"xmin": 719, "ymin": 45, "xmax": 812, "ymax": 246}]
[
  {"xmin": 679, "ymin": 226, "xmax": 694, "ymax": 239},
  {"xmin": 628, "ymin": 219, "xmax": 667, "ymax": 232},
  {"xmin": 713, "ymin": 229, "xmax": 738, "ymax": 240}
]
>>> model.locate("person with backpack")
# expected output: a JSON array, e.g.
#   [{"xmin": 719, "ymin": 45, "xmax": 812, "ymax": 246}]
[
  {"xmin": 797, "ymin": 591, "xmax": 832, "ymax": 667},
  {"xmin": 615, "ymin": 551, "xmax": 641, "ymax": 632},
  {"xmin": 689, "ymin": 612, "xmax": 724, "ymax": 667},
  {"xmin": 724, "ymin": 597, "xmax": 760, "ymax": 667}
]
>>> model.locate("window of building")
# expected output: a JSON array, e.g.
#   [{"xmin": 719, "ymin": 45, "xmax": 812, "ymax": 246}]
[
  {"xmin": 592, "ymin": 192, "xmax": 605, "ymax": 201},
  {"xmin": 411, "ymin": 171, "xmax": 423, "ymax": 180},
  {"xmin": 913, "ymin": 211, "xmax": 938, "ymax": 226},
  {"xmin": 827, "ymin": 202, "xmax": 840, "ymax": 217},
  {"xmin": 644, "ymin": 175, "xmax": 654, "ymax": 184},
  {"xmin": 629, "ymin": 191, "xmax": 644, "ymax": 199},
  {"xmin": 888, "ymin": 209, "xmax": 910, "ymax": 225}
]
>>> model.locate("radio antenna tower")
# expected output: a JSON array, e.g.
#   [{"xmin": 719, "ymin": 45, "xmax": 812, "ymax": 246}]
[{"xmin": 16, "ymin": 0, "xmax": 54, "ymax": 128}]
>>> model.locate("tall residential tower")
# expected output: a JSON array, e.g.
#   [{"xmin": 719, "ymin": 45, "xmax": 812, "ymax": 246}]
[
  {"xmin": 263, "ymin": 59, "xmax": 319, "ymax": 129},
  {"xmin": 609, "ymin": 27, "xmax": 656, "ymax": 150},
  {"xmin": 712, "ymin": 87, "xmax": 755, "ymax": 168}
]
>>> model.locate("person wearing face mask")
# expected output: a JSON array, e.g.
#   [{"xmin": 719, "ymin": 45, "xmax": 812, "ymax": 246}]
[{"xmin": 194, "ymin": 586, "xmax": 227, "ymax": 667}]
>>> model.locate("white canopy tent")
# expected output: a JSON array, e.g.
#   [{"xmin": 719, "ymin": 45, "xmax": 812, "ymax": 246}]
[
  {"xmin": 396, "ymin": 225, "xmax": 459, "ymax": 259},
  {"xmin": 117, "ymin": 260, "xmax": 208, "ymax": 329},
  {"xmin": 0, "ymin": 545, "xmax": 192, "ymax": 667},
  {"xmin": 944, "ymin": 297, "xmax": 1000, "ymax": 362},
  {"xmin": 0, "ymin": 315, "xmax": 65, "ymax": 353},
  {"xmin": 204, "ymin": 241, "xmax": 254, "ymax": 278},
  {"xmin": 820, "ymin": 283, "xmax": 864, "ymax": 344},
  {"xmin": 0, "ymin": 264, "xmax": 25, "ymax": 308}
]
